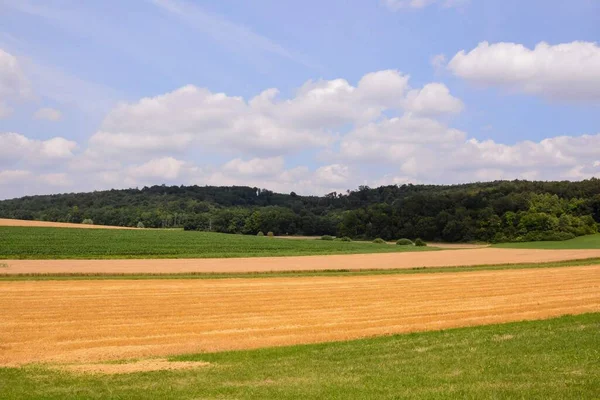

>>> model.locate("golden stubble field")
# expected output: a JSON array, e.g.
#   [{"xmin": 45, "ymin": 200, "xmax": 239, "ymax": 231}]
[
  {"xmin": 4, "ymin": 248, "xmax": 600, "ymax": 274},
  {"xmin": 1, "ymin": 265, "xmax": 598, "ymax": 366}
]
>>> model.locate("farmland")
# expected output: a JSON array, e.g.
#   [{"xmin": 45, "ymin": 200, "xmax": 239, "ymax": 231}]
[
  {"xmin": 0, "ymin": 226, "xmax": 436, "ymax": 260},
  {"xmin": 1, "ymin": 223, "xmax": 599, "ymax": 398},
  {"xmin": 3, "ymin": 246, "xmax": 600, "ymax": 275},
  {"xmin": 1, "ymin": 265, "xmax": 598, "ymax": 365},
  {"xmin": 494, "ymin": 233, "xmax": 600, "ymax": 249},
  {"xmin": 0, "ymin": 314, "xmax": 598, "ymax": 399}
]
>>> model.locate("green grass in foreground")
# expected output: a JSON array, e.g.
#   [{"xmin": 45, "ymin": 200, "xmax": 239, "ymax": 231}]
[
  {"xmin": 494, "ymin": 233, "xmax": 600, "ymax": 249},
  {"xmin": 0, "ymin": 226, "xmax": 436, "ymax": 260},
  {"xmin": 2, "ymin": 257, "xmax": 599, "ymax": 281},
  {"xmin": 1, "ymin": 314, "xmax": 598, "ymax": 399}
]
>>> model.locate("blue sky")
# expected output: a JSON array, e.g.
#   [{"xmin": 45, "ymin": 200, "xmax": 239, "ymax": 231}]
[{"xmin": 1, "ymin": 0, "xmax": 599, "ymax": 198}]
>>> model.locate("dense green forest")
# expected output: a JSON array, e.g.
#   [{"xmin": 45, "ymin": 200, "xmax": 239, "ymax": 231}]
[{"xmin": 1, "ymin": 179, "xmax": 599, "ymax": 243}]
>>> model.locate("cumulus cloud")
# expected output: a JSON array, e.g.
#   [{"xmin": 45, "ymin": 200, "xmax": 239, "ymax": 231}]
[
  {"xmin": 448, "ymin": 41, "xmax": 600, "ymax": 101},
  {"xmin": 0, "ymin": 132, "xmax": 78, "ymax": 167},
  {"xmin": 0, "ymin": 48, "xmax": 31, "ymax": 99},
  {"xmin": 333, "ymin": 114, "xmax": 600, "ymax": 183},
  {"xmin": 128, "ymin": 157, "xmax": 189, "ymax": 181},
  {"xmin": 222, "ymin": 156, "xmax": 285, "ymax": 177},
  {"xmin": 33, "ymin": 107, "xmax": 62, "ymax": 121},
  {"xmin": 2, "ymin": 66, "xmax": 598, "ymax": 200},
  {"xmin": 404, "ymin": 83, "xmax": 464, "ymax": 116},
  {"xmin": 88, "ymin": 70, "xmax": 440, "ymax": 158},
  {"xmin": 0, "ymin": 169, "xmax": 31, "ymax": 185}
]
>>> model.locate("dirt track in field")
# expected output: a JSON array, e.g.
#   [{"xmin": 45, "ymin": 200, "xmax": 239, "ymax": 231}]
[
  {"xmin": 2, "ymin": 248, "xmax": 600, "ymax": 275},
  {"xmin": 0, "ymin": 218, "xmax": 135, "ymax": 229},
  {"xmin": 0, "ymin": 266, "xmax": 598, "ymax": 365}
]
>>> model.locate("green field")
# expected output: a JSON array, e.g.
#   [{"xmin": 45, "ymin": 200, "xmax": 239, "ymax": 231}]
[
  {"xmin": 494, "ymin": 234, "xmax": 600, "ymax": 249},
  {"xmin": 0, "ymin": 227, "xmax": 436, "ymax": 259},
  {"xmin": 1, "ymin": 314, "xmax": 598, "ymax": 399}
]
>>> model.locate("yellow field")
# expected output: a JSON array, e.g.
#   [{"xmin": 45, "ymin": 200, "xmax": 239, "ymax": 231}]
[
  {"xmin": 3, "ymin": 248, "xmax": 600, "ymax": 274},
  {"xmin": 1, "ymin": 265, "xmax": 598, "ymax": 366}
]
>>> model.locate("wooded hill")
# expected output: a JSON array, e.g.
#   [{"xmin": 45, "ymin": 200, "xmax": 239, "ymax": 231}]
[{"xmin": 1, "ymin": 179, "xmax": 599, "ymax": 242}]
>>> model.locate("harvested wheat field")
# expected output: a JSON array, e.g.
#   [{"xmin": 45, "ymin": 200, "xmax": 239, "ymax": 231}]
[
  {"xmin": 0, "ymin": 265, "xmax": 598, "ymax": 366},
  {"xmin": 0, "ymin": 218, "xmax": 134, "ymax": 229},
  {"xmin": 3, "ymin": 248, "xmax": 600, "ymax": 274}
]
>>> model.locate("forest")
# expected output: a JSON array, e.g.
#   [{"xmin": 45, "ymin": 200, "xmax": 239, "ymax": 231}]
[{"xmin": 1, "ymin": 179, "xmax": 599, "ymax": 243}]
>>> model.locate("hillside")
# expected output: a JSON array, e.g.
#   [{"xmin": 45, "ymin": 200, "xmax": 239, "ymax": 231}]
[{"xmin": 1, "ymin": 179, "xmax": 599, "ymax": 242}]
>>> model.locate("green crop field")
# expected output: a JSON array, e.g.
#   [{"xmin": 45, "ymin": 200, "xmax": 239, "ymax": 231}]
[
  {"xmin": 0, "ymin": 226, "xmax": 436, "ymax": 259},
  {"xmin": 494, "ymin": 234, "xmax": 600, "ymax": 249},
  {"xmin": 1, "ymin": 314, "xmax": 598, "ymax": 400}
]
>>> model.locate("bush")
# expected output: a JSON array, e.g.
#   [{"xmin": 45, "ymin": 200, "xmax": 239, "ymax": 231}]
[
  {"xmin": 414, "ymin": 238, "xmax": 427, "ymax": 246},
  {"xmin": 321, "ymin": 235, "xmax": 334, "ymax": 241},
  {"xmin": 82, "ymin": 219, "xmax": 93, "ymax": 225},
  {"xmin": 339, "ymin": 236, "xmax": 352, "ymax": 242},
  {"xmin": 137, "ymin": 221, "xmax": 145, "ymax": 229},
  {"xmin": 183, "ymin": 222, "xmax": 198, "ymax": 231},
  {"xmin": 396, "ymin": 238, "xmax": 414, "ymax": 246},
  {"xmin": 257, "ymin": 231, "xmax": 264, "ymax": 237},
  {"xmin": 372, "ymin": 238, "xmax": 386, "ymax": 244},
  {"xmin": 267, "ymin": 231, "xmax": 274, "ymax": 237}
]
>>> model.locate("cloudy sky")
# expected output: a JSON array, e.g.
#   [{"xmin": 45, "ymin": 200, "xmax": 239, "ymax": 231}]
[{"xmin": 1, "ymin": 0, "xmax": 599, "ymax": 199}]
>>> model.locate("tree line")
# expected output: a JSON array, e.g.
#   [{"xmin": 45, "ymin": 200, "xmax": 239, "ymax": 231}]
[{"xmin": 1, "ymin": 179, "xmax": 599, "ymax": 242}]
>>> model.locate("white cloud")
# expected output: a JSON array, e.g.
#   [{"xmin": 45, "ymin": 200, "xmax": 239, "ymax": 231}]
[
  {"xmin": 383, "ymin": 0, "xmax": 467, "ymax": 10},
  {"xmin": 448, "ymin": 41, "xmax": 600, "ymax": 101},
  {"xmin": 34, "ymin": 107, "xmax": 62, "ymax": 121},
  {"xmin": 431, "ymin": 53, "xmax": 447, "ymax": 73},
  {"xmin": 404, "ymin": 83, "xmax": 464, "ymax": 116},
  {"xmin": 38, "ymin": 173, "xmax": 71, "ymax": 187},
  {"xmin": 338, "ymin": 115, "xmax": 466, "ymax": 163},
  {"xmin": 223, "ymin": 157, "xmax": 285, "ymax": 177},
  {"xmin": 0, "ymin": 132, "xmax": 77, "ymax": 166},
  {"xmin": 0, "ymin": 170, "xmax": 31, "ymax": 185},
  {"xmin": 333, "ymin": 115, "xmax": 600, "ymax": 183},
  {"xmin": 0, "ymin": 48, "xmax": 31, "ymax": 99},
  {"xmin": 88, "ymin": 70, "xmax": 454, "ymax": 159},
  {"xmin": 128, "ymin": 157, "xmax": 188, "ymax": 181},
  {"xmin": 315, "ymin": 164, "xmax": 350, "ymax": 185}
]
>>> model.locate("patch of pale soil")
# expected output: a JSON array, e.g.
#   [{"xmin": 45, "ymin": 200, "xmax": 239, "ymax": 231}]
[
  {"xmin": 0, "ymin": 218, "xmax": 135, "ymax": 229},
  {"xmin": 59, "ymin": 359, "xmax": 209, "ymax": 374},
  {"xmin": 2, "ymin": 248, "xmax": 600, "ymax": 274},
  {"xmin": 1, "ymin": 266, "xmax": 598, "ymax": 365}
]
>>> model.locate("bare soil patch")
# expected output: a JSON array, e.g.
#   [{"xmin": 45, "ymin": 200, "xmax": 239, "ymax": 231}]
[
  {"xmin": 1, "ymin": 266, "xmax": 598, "ymax": 365},
  {"xmin": 0, "ymin": 218, "xmax": 134, "ymax": 229},
  {"xmin": 2, "ymin": 248, "xmax": 600, "ymax": 274}
]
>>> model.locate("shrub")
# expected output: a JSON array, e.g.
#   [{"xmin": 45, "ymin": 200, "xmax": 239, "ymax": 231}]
[
  {"xmin": 372, "ymin": 238, "xmax": 386, "ymax": 244},
  {"xmin": 82, "ymin": 219, "xmax": 93, "ymax": 225},
  {"xmin": 396, "ymin": 238, "xmax": 414, "ymax": 246},
  {"xmin": 183, "ymin": 222, "xmax": 198, "ymax": 231},
  {"xmin": 137, "ymin": 221, "xmax": 145, "ymax": 229},
  {"xmin": 321, "ymin": 235, "xmax": 334, "ymax": 241},
  {"xmin": 267, "ymin": 231, "xmax": 275, "ymax": 237},
  {"xmin": 257, "ymin": 231, "xmax": 264, "ymax": 237},
  {"xmin": 339, "ymin": 236, "xmax": 352, "ymax": 242},
  {"xmin": 414, "ymin": 238, "xmax": 427, "ymax": 247}
]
